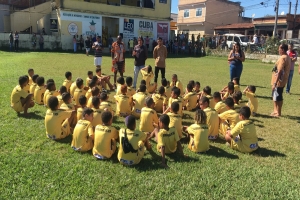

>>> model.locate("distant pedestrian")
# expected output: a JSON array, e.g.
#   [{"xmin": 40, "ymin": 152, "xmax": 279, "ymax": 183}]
[
  {"xmin": 145, "ymin": 36, "xmax": 150, "ymax": 50},
  {"xmin": 32, "ymin": 33, "xmax": 37, "ymax": 50},
  {"xmin": 108, "ymin": 35, "xmax": 113, "ymax": 50},
  {"xmin": 79, "ymin": 35, "xmax": 84, "ymax": 51},
  {"xmin": 73, "ymin": 35, "xmax": 77, "ymax": 52},
  {"xmin": 92, "ymin": 36, "xmax": 103, "ymax": 68},
  {"xmin": 39, "ymin": 33, "xmax": 44, "ymax": 51},
  {"xmin": 286, "ymin": 43, "xmax": 297, "ymax": 94},
  {"xmin": 85, "ymin": 36, "xmax": 91, "ymax": 56},
  {"xmin": 14, "ymin": 31, "xmax": 19, "ymax": 52},
  {"xmin": 9, "ymin": 31, "xmax": 13, "ymax": 51}
]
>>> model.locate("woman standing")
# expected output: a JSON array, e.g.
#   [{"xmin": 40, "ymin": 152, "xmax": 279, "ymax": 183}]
[
  {"xmin": 39, "ymin": 33, "xmax": 44, "ymax": 51},
  {"xmin": 14, "ymin": 31, "xmax": 19, "ymax": 52},
  {"xmin": 73, "ymin": 35, "xmax": 77, "ymax": 52},
  {"xmin": 227, "ymin": 42, "xmax": 245, "ymax": 82},
  {"xmin": 286, "ymin": 43, "xmax": 297, "ymax": 94}
]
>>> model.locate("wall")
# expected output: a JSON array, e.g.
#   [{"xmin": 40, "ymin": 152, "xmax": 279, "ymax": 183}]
[
  {"xmin": 36, "ymin": 10, "xmax": 59, "ymax": 34},
  {"xmin": 10, "ymin": 2, "xmax": 52, "ymax": 33},
  {"xmin": 177, "ymin": 4, "xmax": 206, "ymax": 24},
  {"xmin": 0, "ymin": 4, "xmax": 10, "ymax": 32},
  {"xmin": 62, "ymin": 0, "xmax": 170, "ymax": 21},
  {"xmin": 0, "ymin": 33, "xmax": 60, "ymax": 49}
]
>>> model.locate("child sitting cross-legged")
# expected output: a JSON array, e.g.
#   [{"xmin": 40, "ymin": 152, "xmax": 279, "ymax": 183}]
[
  {"xmin": 201, "ymin": 86, "xmax": 215, "ymax": 109},
  {"xmin": 71, "ymin": 107, "xmax": 94, "ymax": 152},
  {"xmin": 85, "ymin": 80, "xmax": 96, "ymax": 100},
  {"xmin": 162, "ymin": 78, "xmax": 172, "ymax": 100},
  {"xmin": 213, "ymin": 92, "xmax": 227, "ymax": 114},
  {"xmin": 116, "ymin": 76, "xmax": 125, "ymax": 95},
  {"xmin": 34, "ymin": 76, "xmax": 46, "ymax": 105},
  {"xmin": 167, "ymin": 102, "xmax": 183, "ymax": 139},
  {"xmin": 170, "ymin": 74, "xmax": 184, "ymax": 96},
  {"xmin": 139, "ymin": 97, "xmax": 159, "ymax": 133},
  {"xmin": 221, "ymin": 82, "xmax": 235, "ymax": 100},
  {"xmin": 29, "ymin": 74, "xmax": 39, "ymax": 94},
  {"xmin": 87, "ymin": 86, "xmax": 100, "ymax": 108},
  {"xmin": 62, "ymin": 71, "xmax": 72, "ymax": 92},
  {"xmin": 57, "ymin": 86, "xmax": 67, "ymax": 108},
  {"xmin": 225, "ymin": 106, "xmax": 258, "ymax": 153},
  {"xmin": 91, "ymin": 96, "xmax": 103, "ymax": 128},
  {"xmin": 114, "ymin": 85, "xmax": 132, "ymax": 117},
  {"xmin": 126, "ymin": 76, "xmax": 136, "ymax": 97},
  {"xmin": 182, "ymin": 83, "xmax": 198, "ymax": 111},
  {"xmin": 99, "ymin": 92, "xmax": 113, "ymax": 116},
  {"xmin": 60, "ymin": 92, "xmax": 75, "ymax": 111},
  {"xmin": 73, "ymin": 78, "xmax": 88, "ymax": 107},
  {"xmin": 44, "ymin": 81, "xmax": 59, "ymax": 107},
  {"xmin": 93, "ymin": 111, "xmax": 119, "ymax": 160},
  {"xmin": 164, "ymin": 87, "xmax": 183, "ymax": 115},
  {"xmin": 243, "ymin": 85, "xmax": 258, "ymax": 116},
  {"xmin": 77, "ymin": 95, "xmax": 87, "ymax": 122},
  {"xmin": 140, "ymin": 65, "xmax": 157, "ymax": 93},
  {"xmin": 132, "ymin": 84, "xmax": 148, "ymax": 118},
  {"xmin": 152, "ymin": 86, "xmax": 168, "ymax": 113}
]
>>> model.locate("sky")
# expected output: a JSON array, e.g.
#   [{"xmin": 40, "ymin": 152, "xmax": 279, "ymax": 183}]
[{"xmin": 171, "ymin": 0, "xmax": 300, "ymax": 18}]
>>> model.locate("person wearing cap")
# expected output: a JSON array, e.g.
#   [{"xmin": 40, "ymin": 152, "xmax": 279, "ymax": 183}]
[{"xmin": 118, "ymin": 115, "xmax": 150, "ymax": 166}]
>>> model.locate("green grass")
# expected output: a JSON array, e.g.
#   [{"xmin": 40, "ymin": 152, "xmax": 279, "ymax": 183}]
[{"xmin": 1, "ymin": 51, "xmax": 300, "ymax": 199}]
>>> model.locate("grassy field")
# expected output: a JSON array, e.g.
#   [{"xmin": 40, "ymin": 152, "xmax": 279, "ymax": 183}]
[{"xmin": 1, "ymin": 51, "xmax": 300, "ymax": 199}]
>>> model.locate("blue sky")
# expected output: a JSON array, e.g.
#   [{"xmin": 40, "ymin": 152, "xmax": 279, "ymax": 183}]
[{"xmin": 171, "ymin": 0, "xmax": 300, "ymax": 18}]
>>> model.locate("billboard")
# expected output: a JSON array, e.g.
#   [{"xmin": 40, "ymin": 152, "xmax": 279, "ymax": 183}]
[
  {"xmin": 157, "ymin": 23, "xmax": 168, "ymax": 41},
  {"xmin": 138, "ymin": 20, "xmax": 154, "ymax": 39},
  {"xmin": 123, "ymin": 18, "xmax": 134, "ymax": 39}
]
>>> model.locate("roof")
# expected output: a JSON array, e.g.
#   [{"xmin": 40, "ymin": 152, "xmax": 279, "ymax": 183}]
[{"xmin": 214, "ymin": 23, "xmax": 254, "ymax": 30}]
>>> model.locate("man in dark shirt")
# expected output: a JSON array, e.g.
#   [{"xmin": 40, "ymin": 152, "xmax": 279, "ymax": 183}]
[
  {"xmin": 108, "ymin": 36, "xmax": 113, "ymax": 50},
  {"xmin": 132, "ymin": 36, "xmax": 148, "ymax": 89},
  {"xmin": 92, "ymin": 36, "xmax": 103, "ymax": 68},
  {"xmin": 85, "ymin": 36, "xmax": 91, "ymax": 56}
]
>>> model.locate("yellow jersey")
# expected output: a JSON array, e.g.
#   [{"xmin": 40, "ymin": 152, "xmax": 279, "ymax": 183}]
[
  {"xmin": 76, "ymin": 107, "xmax": 84, "ymax": 121},
  {"xmin": 245, "ymin": 91, "xmax": 258, "ymax": 113},
  {"xmin": 187, "ymin": 123, "xmax": 209, "ymax": 153},
  {"xmin": 168, "ymin": 97, "xmax": 183, "ymax": 115},
  {"xmin": 231, "ymin": 120, "xmax": 258, "ymax": 153},
  {"xmin": 92, "ymin": 108, "xmax": 102, "ymax": 127},
  {"xmin": 114, "ymin": 94, "xmax": 132, "ymax": 116},
  {"xmin": 62, "ymin": 79, "xmax": 73, "ymax": 92},
  {"xmin": 205, "ymin": 95, "xmax": 215, "ymax": 109},
  {"xmin": 24, "ymin": 83, "xmax": 30, "ymax": 94},
  {"xmin": 28, "ymin": 76, "xmax": 33, "ymax": 85},
  {"xmin": 73, "ymin": 88, "xmax": 87, "ymax": 106},
  {"xmin": 167, "ymin": 112, "xmax": 182, "ymax": 138},
  {"xmin": 86, "ymin": 96, "xmax": 93, "ymax": 108},
  {"xmin": 44, "ymin": 109, "xmax": 72, "ymax": 139},
  {"xmin": 214, "ymin": 101, "xmax": 227, "ymax": 114},
  {"xmin": 93, "ymin": 125, "xmax": 119, "ymax": 158},
  {"xmin": 132, "ymin": 92, "xmax": 148, "ymax": 117},
  {"xmin": 57, "ymin": 94, "xmax": 64, "ymax": 108},
  {"xmin": 157, "ymin": 127, "xmax": 180, "ymax": 154},
  {"xmin": 86, "ymin": 77, "xmax": 92, "ymax": 87},
  {"xmin": 139, "ymin": 107, "xmax": 159, "ymax": 132},
  {"xmin": 10, "ymin": 85, "xmax": 29, "ymax": 112},
  {"xmin": 116, "ymin": 83, "xmax": 123, "ymax": 95},
  {"xmin": 44, "ymin": 90, "xmax": 59, "ymax": 107},
  {"xmin": 164, "ymin": 86, "xmax": 172, "ymax": 100},
  {"xmin": 85, "ymin": 88, "xmax": 92, "ymax": 100},
  {"xmin": 29, "ymin": 83, "xmax": 37, "ymax": 94},
  {"xmin": 69, "ymin": 82, "xmax": 77, "ymax": 97},
  {"xmin": 152, "ymin": 93, "xmax": 168, "ymax": 113},
  {"xmin": 170, "ymin": 80, "xmax": 184, "ymax": 96},
  {"xmin": 100, "ymin": 101, "xmax": 113, "ymax": 113},
  {"xmin": 219, "ymin": 109, "xmax": 240, "ymax": 135},
  {"xmin": 118, "ymin": 128, "xmax": 146, "ymax": 162},
  {"xmin": 203, "ymin": 107, "xmax": 219, "ymax": 138},
  {"xmin": 234, "ymin": 84, "xmax": 240, "ymax": 92},
  {"xmin": 183, "ymin": 92, "xmax": 198, "ymax": 111},
  {"xmin": 140, "ymin": 70, "xmax": 156, "ymax": 93},
  {"xmin": 60, "ymin": 103, "xmax": 75, "ymax": 111},
  {"xmin": 126, "ymin": 86, "xmax": 136, "ymax": 97},
  {"xmin": 34, "ymin": 85, "xmax": 46, "ymax": 105},
  {"xmin": 71, "ymin": 119, "xmax": 94, "ymax": 152}
]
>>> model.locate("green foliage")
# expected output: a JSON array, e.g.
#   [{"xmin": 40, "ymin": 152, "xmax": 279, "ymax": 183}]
[
  {"xmin": 1, "ymin": 52, "xmax": 300, "ymax": 198},
  {"xmin": 265, "ymin": 36, "xmax": 281, "ymax": 54}
]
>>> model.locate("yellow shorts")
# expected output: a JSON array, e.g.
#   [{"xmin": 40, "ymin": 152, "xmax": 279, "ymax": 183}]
[{"xmin": 11, "ymin": 102, "xmax": 24, "ymax": 112}]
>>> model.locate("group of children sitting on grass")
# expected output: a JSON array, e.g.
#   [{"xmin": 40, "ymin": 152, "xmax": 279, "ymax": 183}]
[{"xmin": 10, "ymin": 67, "xmax": 259, "ymax": 168}]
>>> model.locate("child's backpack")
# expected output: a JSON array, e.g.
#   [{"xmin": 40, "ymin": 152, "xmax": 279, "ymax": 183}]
[{"xmin": 121, "ymin": 129, "xmax": 138, "ymax": 154}]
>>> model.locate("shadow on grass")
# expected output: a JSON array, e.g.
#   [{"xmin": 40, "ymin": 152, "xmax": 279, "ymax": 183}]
[
  {"xmin": 205, "ymin": 145, "xmax": 239, "ymax": 159},
  {"xmin": 17, "ymin": 112, "xmax": 44, "ymax": 120},
  {"xmin": 256, "ymin": 95, "xmax": 272, "ymax": 100},
  {"xmin": 258, "ymin": 137, "xmax": 265, "ymax": 141},
  {"xmin": 56, "ymin": 135, "xmax": 72, "ymax": 144},
  {"xmin": 255, "ymin": 113, "xmax": 279, "ymax": 119},
  {"xmin": 240, "ymin": 84, "xmax": 267, "ymax": 89},
  {"xmin": 282, "ymin": 115, "xmax": 300, "ymax": 121},
  {"xmin": 251, "ymin": 147, "xmax": 286, "ymax": 157}
]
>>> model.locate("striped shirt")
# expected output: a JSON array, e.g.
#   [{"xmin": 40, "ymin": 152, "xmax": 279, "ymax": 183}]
[{"xmin": 93, "ymin": 42, "xmax": 103, "ymax": 57}]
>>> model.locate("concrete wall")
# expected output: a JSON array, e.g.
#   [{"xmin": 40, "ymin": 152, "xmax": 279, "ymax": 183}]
[
  {"xmin": 10, "ymin": 2, "xmax": 52, "ymax": 33},
  {"xmin": 0, "ymin": 4, "xmax": 10, "ymax": 32},
  {"xmin": 0, "ymin": 33, "xmax": 60, "ymax": 49}
]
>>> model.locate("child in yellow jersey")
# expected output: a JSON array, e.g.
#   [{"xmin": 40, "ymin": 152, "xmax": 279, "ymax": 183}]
[
  {"xmin": 152, "ymin": 86, "xmax": 168, "ymax": 113},
  {"xmin": 220, "ymin": 82, "xmax": 234, "ymax": 100},
  {"xmin": 114, "ymin": 85, "xmax": 132, "ymax": 117},
  {"xmin": 151, "ymin": 114, "xmax": 184, "ymax": 168},
  {"xmin": 233, "ymin": 92, "xmax": 242, "ymax": 112},
  {"xmin": 162, "ymin": 78, "xmax": 172, "ymax": 100},
  {"xmin": 100, "ymin": 92, "xmax": 113, "ymax": 115},
  {"xmin": 139, "ymin": 97, "xmax": 159, "ymax": 133},
  {"xmin": 218, "ymin": 97, "xmax": 240, "ymax": 137},
  {"xmin": 77, "ymin": 95, "xmax": 87, "ymax": 122},
  {"xmin": 69, "ymin": 81, "xmax": 77, "ymax": 97},
  {"xmin": 199, "ymin": 96, "xmax": 219, "ymax": 140},
  {"xmin": 85, "ymin": 80, "xmax": 96, "ymax": 100},
  {"xmin": 91, "ymin": 96, "xmax": 103, "ymax": 128},
  {"xmin": 73, "ymin": 78, "xmax": 88, "ymax": 106},
  {"xmin": 44, "ymin": 82, "xmax": 59, "ymax": 107},
  {"xmin": 164, "ymin": 87, "xmax": 183, "ymax": 115},
  {"xmin": 27, "ymin": 68, "xmax": 34, "ymax": 85},
  {"xmin": 140, "ymin": 65, "xmax": 157, "ymax": 93},
  {"xmin": 194, "ymin": 81, "xmax": 201, "ymax": 96},
  {"xmin": 87, "ymin": 86, "xmax": 100, "ymax": 108},
  {"xmin": 95, "ymin": 67, "xmax": 114, "ymax": 91},
  {"xmin": 115, "ymin": 76, "xmax": 125, "ymax": 95},
  {"xmin": 62, "ymin": 71, "xmax": 73, "ymax": 92},
  {"xmin": 29, "ymin": 74, "xmax": 39, "ymax": 94},
  {"xmin": 71, "ymin": 107, "xmax": 94, "ymax": 152},
  {"xmin": 11, "ymin": 76, "xmax": 34, "ymax": 116},
  {"xmin": 23, "ymin": 75, "xmax": 31, "ymax": 94},
  {"xmin": 60, "ymin": 92, "xmax": 76, "ymax": 111},
  {"xmin": 118, "ymin": 115, "xmax": 150, "ymax": 166},
  {"xmin": 34, "ymin": 76, "xmax": 46, "ymax": 105},
  {"xmin": 213, "ymin": 92, "xmax": 227, "ymax": 114},
  {"xmin": 126, "ymin": 77, "xmax": 136, "ymax": 97},
  {"xmin": 243, "ymin": 85, "xmax": 258, "ymax": 116},
  {"xmin": 183, "ymin": 83, "xmax": 198, "ymax": 111},
  {"xmin": 201, "ymin": 86, "xmax": 215, "ymax": 109},
  {"xmin": 93, "ymin": 111, "xmax": 119, "ymax": 159},
  {"xmin": 45, "ymin": 96, "xmax": 76, "ymax": 140},
  {"xmin": 225, "ymin": 106, "xmax": 258, "ymax": 153},
  {"xmin": 57, "ymin": 86, "xmax": 67, "ymax": 108},
  {"xmin": 221, "ymin": 77, "xmax": 240, "ymax": 93},
  {"xmin": 132, "ymin": 84, "xmax": 148, "ymax": 118},
  {"xmin": 170, "ymin": 74, "xmax": 184, "ymax": 96},
  {"xmin": 186, "ymin": 109, "xmax": 209, "ymax": 153},
  {"xmin": 167, "ymin": 102, "xmax": 183, "ymax": 138},
  {"xmin": 86, "ymin": 71, "xmax": 93, "ymax": 87}
]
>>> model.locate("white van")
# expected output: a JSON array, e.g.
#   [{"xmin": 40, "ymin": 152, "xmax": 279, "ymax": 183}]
[{"xmin": 224, "ymin": 34, "xmax": 249, "ymax": 50}]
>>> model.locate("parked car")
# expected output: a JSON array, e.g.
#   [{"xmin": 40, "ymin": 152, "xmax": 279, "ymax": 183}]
[
  {"xmin": 279, "ymin": 38, "xmax": 300, "ymax": 50},
  {"xmin": 224, "ymin": 34, "xmax": 249, "ymax": 50}
]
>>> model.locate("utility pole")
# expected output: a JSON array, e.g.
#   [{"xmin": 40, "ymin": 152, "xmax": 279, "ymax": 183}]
[
  {"xmin": 273, "ymin": 0, "xmax": 279, "ymax": 37},
  {"xmin": 288, "ymin": 1, "xmax": 291, "ymax": 14},
  {"xmin": 293, "ymin": 0, "xmax": 298, "ymax": 31}
]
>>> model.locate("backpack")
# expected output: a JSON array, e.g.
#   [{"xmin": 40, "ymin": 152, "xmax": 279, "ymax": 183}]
[{"xmin": 121, "ymin": 129, "xmax": 138, "ymax": 154}]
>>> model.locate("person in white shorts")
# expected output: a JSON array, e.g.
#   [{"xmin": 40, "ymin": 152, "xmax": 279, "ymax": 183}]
[
  {"xmin": 92, "ymin": 36, "xmax": 103, "ymax": 68},
  {"xmin": 85, "ymin": 36, "xmax": 91, "ymax": 56}
]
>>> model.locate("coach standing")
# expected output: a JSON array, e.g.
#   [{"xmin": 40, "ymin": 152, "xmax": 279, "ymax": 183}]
[
  {"xmin": 132, "ymin": 36, "xmax": 148, "ymax": 89},
  {"xmin": 153, "ymin": 37, "xmax": 167, "ymax": 83},
  {"xmin": 92, "ymin": 36, "xmax": 103, "ymax": 68}
]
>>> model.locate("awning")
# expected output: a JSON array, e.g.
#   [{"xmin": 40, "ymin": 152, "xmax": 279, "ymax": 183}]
[{"xmin": 255, "ymin": 24, "xmax": 287, "ymax": 30}]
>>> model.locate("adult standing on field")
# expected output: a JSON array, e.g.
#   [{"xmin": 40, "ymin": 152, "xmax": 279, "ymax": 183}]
[
  {"xmin": 271, "ymin": 44, "xmax": 291, "ymax": 117},
  {"xmin": 9, "ymin": 31, "xmax": 13, "ymax": 51},
  {"xmin": 111, "ymin": 35, "xmax": 126, "ymax": 86},
  {"xmin": 14, "ymin": 31, "xmax": 19, "ymax": 52},
  {"xmin": 92, "ymin": 36, "xmax": 103, "ymax": 68},
  {"xmin": 85, "ymin": 36, "xmax": 91, "ymax": 56},
  {"xmin": 153, "ymin": 37, "xmax": 167, "ymax": 83},
  {"xmin": 285, "ymin": 43, "xmax": 297, "ymax": 94},
  {"xmin": 227, "ymin": 42, "xmax": 245, "ymax": 82},
  {"xmin": 132, "ymin": 36, "xmax": 148, "ymax": 89}
]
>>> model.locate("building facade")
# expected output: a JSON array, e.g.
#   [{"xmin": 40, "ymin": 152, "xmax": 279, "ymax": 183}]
[{"xmin": 177, "ymin": 0, "xmax": 250, "ymax": 37}]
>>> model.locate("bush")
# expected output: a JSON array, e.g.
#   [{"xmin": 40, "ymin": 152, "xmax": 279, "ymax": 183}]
[{"xmin": 265, "ymin": 37, "xmax": 281, "ymax": 54}]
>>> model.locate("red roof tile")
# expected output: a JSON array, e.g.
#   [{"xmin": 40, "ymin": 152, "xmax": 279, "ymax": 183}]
[{"xmin": 214, "ymin": 23, "xmax": 254, "ymax": 30}]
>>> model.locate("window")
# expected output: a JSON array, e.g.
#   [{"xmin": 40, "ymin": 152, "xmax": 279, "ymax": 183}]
[
  {"xmin": 184, "ymin": 9, "xmax": 189, "ymax": 18},
  {"xmin": 234, "ymin": 37, "xmax": 239, "ymax": 43},
  {"xmin": 196, "ymin": 8, "xmax": 202, "ymax": 17},
  {"xmin": 159, "ymin": 0, "xmax": 167, "ymax": 3}
]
